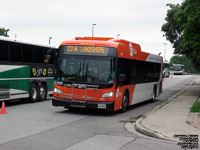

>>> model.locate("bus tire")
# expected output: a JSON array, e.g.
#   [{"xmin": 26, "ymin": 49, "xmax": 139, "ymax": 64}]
[
  {"xmin": 30, "ymin": 83, "xmax": 40, "ymax": 103},
  {"xmin": 151, "ymin": 86, "xmax": 156, "ymax": 103},
  {"xmin": 39, "ymin": 83, "xmax": 47, "ymax": 101},
  {"xmin": 121, "ymin": 92, "xmax": 129, "ymax": 113}
]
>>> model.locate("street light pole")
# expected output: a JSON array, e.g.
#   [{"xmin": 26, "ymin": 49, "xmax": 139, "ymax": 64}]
[
  {"xmin": 5, "ymin": 29, "xmax": 10, "ymax": 37},
  {"xmin": 92, "ymin": 24, "xmax": 96, "ymax": 37},
  {"xmin": 163, "ymin": 43, "xmax": 167, "ymax": 62},
  {"xmin": 49, "ymin": 37, "xmax": 52, "ymax": 45},
  {"xmin": 117, "ymin": 34, "xmax": 120, "ymax": 39}
]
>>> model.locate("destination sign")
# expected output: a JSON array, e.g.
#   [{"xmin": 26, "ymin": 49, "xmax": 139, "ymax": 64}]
[
  {"xmin": 60, "ymin": 45, "xmax": 117, "ymax": 56},
  {"xmin": 67, "ymin": 45, "xmax": 104, "ymax": 54}
]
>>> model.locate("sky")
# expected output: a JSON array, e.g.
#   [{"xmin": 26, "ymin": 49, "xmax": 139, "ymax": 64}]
[{"xmin": 1, "ymin": 0, "xmax": 183, "ymax": 62}]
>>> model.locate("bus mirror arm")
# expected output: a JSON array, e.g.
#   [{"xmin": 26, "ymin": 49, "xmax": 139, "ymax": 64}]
[{"xmin": 118, "ymin": 74, "xmax": 126, "ymax": 84}]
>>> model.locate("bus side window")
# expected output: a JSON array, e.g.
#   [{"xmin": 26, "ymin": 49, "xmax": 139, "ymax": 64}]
[
  {"xmin": 117, "ymin": 59, "xmax": 124, "ymax": 83},
  {"xmin": 35, "ymin": 47, "xmax": 45, "ymax": 63},
  {"xmin": 10, "ymin": 43, "xmax": 22, "ymax": 62},
  {"xmin": 146, "ymin": 62, "xmax": 154, "ymax": 82},
  {"xmin": 117, "ymin": 58, "xmax": 162, "ymax": 84},
  {"xmin": 0, "ymin": 41, "xmax": 9, "ymax": 62},
  {"xmin": 136, "ymin": 61, "xmax": 143, "ymax": 83},
  {"xmin": 129, "ymin": 62, "xmax": 136, "ymax": 84},
  {"xmin": 23, "ymin": 46, "xmax": 34, "ymax": 63},
  {"xmin": 154, "ymin": 63, "xmax": 161, "ymax": 81}
]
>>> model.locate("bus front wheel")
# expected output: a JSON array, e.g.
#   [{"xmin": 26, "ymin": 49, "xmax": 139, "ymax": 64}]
[
  {"xmin": 30, "ymin": 83, "xmax": 40, "ymax": 103},
  {"xmin": 121, "ymin": 93, "xmax": 129, "ymax": 113}
]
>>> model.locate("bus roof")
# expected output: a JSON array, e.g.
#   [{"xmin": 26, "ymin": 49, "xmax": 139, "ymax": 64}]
[
  {"xmin": 60, "ymin": 37, "xmax": 162, "ymax": 63},
  {"xmin": 173, "ymin": 64, "xmax": 184, "ymax": 66},
  {"xmin": 0, "ymin": 36, "xmax": 56, "ymax": 49},
  {"xmin": 61, "ymin": 37, "xmax": 141, "ymax": 50}
]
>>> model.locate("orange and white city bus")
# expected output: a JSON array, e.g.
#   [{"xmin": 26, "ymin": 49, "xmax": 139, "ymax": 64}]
[{"xmin": 52, "ymin": 37, "xmax": 163, "ymax": 112}]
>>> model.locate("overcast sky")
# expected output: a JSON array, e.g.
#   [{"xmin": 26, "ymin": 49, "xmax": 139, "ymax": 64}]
[{"xmin": 1, "ymin": 0, "xmax": 183, "ymax": 61}]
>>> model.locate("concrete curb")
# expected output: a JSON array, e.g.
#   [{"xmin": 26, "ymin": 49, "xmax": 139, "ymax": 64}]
[
  {"xmin": 134, "ymin": 117, "xmax": 178, "ymax": 142},
  {"xmin": 132, "ymin": 80, "xmax": 195, "ymax": 142}
]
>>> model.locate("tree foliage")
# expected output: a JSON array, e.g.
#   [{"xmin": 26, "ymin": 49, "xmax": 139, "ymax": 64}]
[
  {"xmin": 0, "ymin": 27, "xmax": 9, "ymax": 37},
  {"xmin": 170, "ymin": 55, "xmax": 197, "ymax": 73},
  {"xmin": 162, "ymin": 0, "xmax": 200, "ymax": 67}
]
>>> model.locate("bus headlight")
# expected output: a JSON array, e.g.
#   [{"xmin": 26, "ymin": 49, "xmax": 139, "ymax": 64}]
[
  {"xmin": 54, "ymin": 88, "xmax": 63, "ymax": 94},
  {"xmin": 101, "ymin": 92, "xmax": 114, "ymax": 98}
]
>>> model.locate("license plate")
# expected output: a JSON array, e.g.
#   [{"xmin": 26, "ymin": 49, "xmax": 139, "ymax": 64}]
[
  {"xmin": 71, "ymin": 100, "xmax": 86, "ymax": 108},
  {"xmin": 98, "ymin": 104, "xmax": 107, "ymax": 109}
]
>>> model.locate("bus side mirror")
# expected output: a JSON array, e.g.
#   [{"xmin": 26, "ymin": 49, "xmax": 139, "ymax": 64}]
[
  {"xmin": 118, "ymin": 74, "xmax": 126, "ymax": 83},
  {"xmin": 44, "ymin": 55, "xmax": 51, "ymax": 63}
]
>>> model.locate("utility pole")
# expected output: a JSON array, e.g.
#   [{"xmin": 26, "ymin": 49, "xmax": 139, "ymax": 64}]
[{"xmin": 163, "ymin": 43, "xmax": 167, "ymax": 62}]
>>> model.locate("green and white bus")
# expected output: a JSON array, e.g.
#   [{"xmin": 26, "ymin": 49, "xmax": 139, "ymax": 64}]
[
  {"xmin": 173, "ymin": 64, "xmax": 184, "ymax": 75},
  {"xmin": 163, "ymin": 62, "xmax": 170, "ymax": 78},
  {"xmin": 0, "ymin": 36, "xmax": 56, "ymax": 102}
]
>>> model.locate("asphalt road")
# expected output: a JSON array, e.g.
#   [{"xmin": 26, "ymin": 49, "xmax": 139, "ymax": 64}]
[{"xmin": 0, "ymin": 75, "xmax": 197, "ymax": 150}]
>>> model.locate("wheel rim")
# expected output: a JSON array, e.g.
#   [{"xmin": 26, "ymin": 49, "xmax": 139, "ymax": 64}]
[
  {"xmin": 40, "ymin": 87, "xmax": 45, "ymax": 98},
  {"xmin": 32, "ymin": 87, "xmax": 37, "ymax": 100},
  {"xmin": 152, "ymin": 90, "xmax": 156, "ymax": 100},
  {"xmin": 123, "ymin": 96, "xmax": 128, "ymax": 108}
]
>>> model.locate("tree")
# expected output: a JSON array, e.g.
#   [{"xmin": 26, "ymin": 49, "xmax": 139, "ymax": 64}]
[
  {"xmin": 162, "ymin": 0, "xmax": 200, "ymax": 67},
  {"xmin": 0, "ymin": 27, "xmax": 9, "ymax": 37},
  {"xmin": 170, "ymin": 55, "xmax": 197, "ymax": 73},
  {"xmin": 162, "ymin": 4, "xmax": 183, "ymax": 54}
]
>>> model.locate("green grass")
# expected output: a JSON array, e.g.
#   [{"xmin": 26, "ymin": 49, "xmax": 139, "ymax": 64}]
[{"xmin": 190, "ymin": 97, "xmax": 200, "ymax": 112}]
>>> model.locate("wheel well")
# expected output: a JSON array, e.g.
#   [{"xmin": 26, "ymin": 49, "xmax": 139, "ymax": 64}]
[
  {"xmin": 41, "ymin": 81, "xmax": 47, "ymax": 88},
  {"xmin": 30, "ymin": 81, "xmax": 47, "ymax": 88}
]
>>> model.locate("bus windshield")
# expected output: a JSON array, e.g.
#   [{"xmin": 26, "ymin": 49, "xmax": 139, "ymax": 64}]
[
  {"xmin": 55, "ymin": 56, "xmax": 116, "ymax": 85},
  {"xmin": 174, "ymin": 65, "xmax": 183, "ymax": 71},
  {"xmin": 164, "ymin": 63, "xmax": 170, "ymax": 69}
]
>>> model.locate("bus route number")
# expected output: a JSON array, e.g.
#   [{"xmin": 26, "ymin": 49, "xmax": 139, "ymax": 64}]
[{"xmin": 66, "ymin": 46, "xmax": 105, "ymax": 54}]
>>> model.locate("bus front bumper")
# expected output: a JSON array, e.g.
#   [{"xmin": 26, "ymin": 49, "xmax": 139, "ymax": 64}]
[{"xmin": 52, "ymin": 97, "xmax": 114, "ymax": 111}]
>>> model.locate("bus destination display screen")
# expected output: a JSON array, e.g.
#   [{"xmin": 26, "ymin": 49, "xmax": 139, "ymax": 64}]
[{"xmin": 60, "ymin": 45, "xmax": 117, "ymax": 56}]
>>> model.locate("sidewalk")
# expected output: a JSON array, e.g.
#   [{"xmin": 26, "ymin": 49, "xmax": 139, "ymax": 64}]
[{"xmin": 134, "ymin": 77, "xmax": 200, "ymax": 143}]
